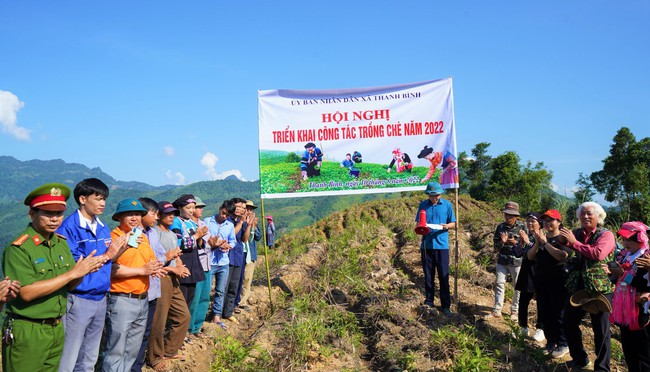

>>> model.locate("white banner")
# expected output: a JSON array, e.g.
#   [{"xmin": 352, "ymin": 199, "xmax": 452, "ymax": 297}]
[{"xmin": 258, "ymin": 78, "xmax": 458, "ymax": 199}]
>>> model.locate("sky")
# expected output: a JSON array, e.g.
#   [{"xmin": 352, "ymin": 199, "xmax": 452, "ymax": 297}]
[{"xmin": 1, "ymin": 1, "xmax": 648, "ymax": 199}]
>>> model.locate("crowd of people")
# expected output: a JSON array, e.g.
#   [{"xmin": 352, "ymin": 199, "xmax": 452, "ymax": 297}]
[
  {"xmin": 3, "ymin": 176, "xmax": 649, "ymax": 371},
  {"xmin": 0, "ymin": 178, "xmax": 272, "ymax": 372},
  {"xmin": 488, "ymin": 201, "xmax": 649, "ymax": 371},
  {"xmin": 415, "ymin": 183, "xmax": 650, "ymax": 371}
]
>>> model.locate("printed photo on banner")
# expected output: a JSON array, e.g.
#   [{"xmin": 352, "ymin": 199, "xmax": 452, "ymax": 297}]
[{"xmin": 258, "ymin": 78, "xmax": 458, "ymax": 199}]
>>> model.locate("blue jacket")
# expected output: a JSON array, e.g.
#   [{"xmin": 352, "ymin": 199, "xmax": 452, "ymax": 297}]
[
  {"xmin": 56, "ymin": 210, "xmax": 112, "ymax": 300},
  {"xmin": 227, "ymin": 216, "xmax": 246, "ymax": 267},
  {"xmin": 249, "ymin": 225, "xmax": 262, "ymax": 261}
]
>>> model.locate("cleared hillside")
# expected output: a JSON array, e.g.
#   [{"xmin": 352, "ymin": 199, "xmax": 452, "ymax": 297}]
[{"xmin": 150, "ymin": 194, "xmax": 627, "ymax": 371}]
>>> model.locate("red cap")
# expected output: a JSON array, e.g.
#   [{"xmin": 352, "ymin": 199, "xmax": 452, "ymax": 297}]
[
  {"xmin": 617, "ymin": 221, "xmax": 648, "ymax": 241},
  {"xmin": 542, "ymin": 209, "xmax": 562, "ymax": 221}
]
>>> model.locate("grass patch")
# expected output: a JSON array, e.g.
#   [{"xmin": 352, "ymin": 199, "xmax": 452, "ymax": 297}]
[
  {"xmin": 280, "ymin": 293, "xmax": 362, "ymax": 366},
  {"xmin": 211, "ymin": 335, "xmax": 272, "ymax": 372},
  {"xmin": 451, "ymin": 257, "xmax": 475, "ymax": 280},
  {"xmin": 429, "ymin": 325, "xmax": 498, "ymax": 371}
]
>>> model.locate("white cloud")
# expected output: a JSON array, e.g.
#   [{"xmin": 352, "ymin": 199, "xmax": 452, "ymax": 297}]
[
  {"xmin": 165, "ymin": 170, "xmax": 186, "ymax": 185},
  {"xmin": 201, "ymin": 152, "xmax": 245, "ymax": 180},
  {"xmin": 164, "ymin": 146, "xmax": 175, "ymax": 157},
  {"xmin": 0, "ymin": 90, "xmax": 31, "ymax": 141}
]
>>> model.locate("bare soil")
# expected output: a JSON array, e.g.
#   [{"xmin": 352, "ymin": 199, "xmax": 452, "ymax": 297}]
[{"xmin": 148, "ymin": 194, "xmax": 627, "ymax": 371}]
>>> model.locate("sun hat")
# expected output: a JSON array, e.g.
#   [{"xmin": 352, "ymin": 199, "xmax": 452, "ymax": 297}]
[
  {"xmin": 424, "ymin": 182, "xmax": 445, "ymax": 195},
  {"xmin": 502, "ymin": 201, "xmax": 520, "ymax": 216},
  {"xmin": 194, "ymin": 196, "xmax": 206, "ymax": 208},
  {"xmin": 112, "ymin": 198, "xmax": 147, "ymax": 221},
  {"xmin": 265, "ymin": 215, "xmax": 273, "ymax": 220},
  {"xmin": 245, "ymin": 200, "xmax": 258, "ymax": 209},
  {"xmin": 569, "ymin": 289, "xmax": 612, "ymax": 314}
]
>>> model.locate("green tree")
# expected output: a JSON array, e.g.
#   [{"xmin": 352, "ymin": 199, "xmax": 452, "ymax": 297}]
[
  {"xmin": 487, "ymin": 151, "xmax": 521, "ymax": 206},
  {"xmin": 518, "ymin": 161, "xmax": 553, "ymax": 213},
  {"xmin": 574, "ymin": 172, "xmax": 596, "ymax": 204},
  {"xmin": 457, "ymin": 151, "xmax": 471, "ymax": 193},
  {"xmin": 466, "ymin": 142, "xmax": 492, "ymax": 201},
  {"xmin": 590, "ymin": 127, "xmax": 650, "ymax": 222}
]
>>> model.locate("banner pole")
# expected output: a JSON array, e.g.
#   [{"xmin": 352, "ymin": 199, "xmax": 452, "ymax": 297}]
[
  {"xmin": 260, "ymin": 199, "xmax": 274, "ymax": 312},
  {"xmin": 454, "ymin": 188, "xmax": 459, "ymax": 309}
]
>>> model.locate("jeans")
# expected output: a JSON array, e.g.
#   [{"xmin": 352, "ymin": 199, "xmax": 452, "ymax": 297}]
[
  {"xmin": 188, "ymin": 271, "xmax": 212, "ymax": 334},
  {"xmin": 59, "ymin": 293, "xmax": 107, "ymax": 372},
  {"xmin": 211, "ymin": 265, "xmax": 230, "ymax": 317},
  {"xmin": 102, "ymin": 295, "xmax": 148, "ymax": 372},
  {"xmin": 494, "ymin": 263, "xmax": 521, "ymax": 313}
]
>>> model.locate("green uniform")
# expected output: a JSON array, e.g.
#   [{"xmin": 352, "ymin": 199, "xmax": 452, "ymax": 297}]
[{"xmin": 2, "ymin": 224, "xmax": 75, "ymax": 372}]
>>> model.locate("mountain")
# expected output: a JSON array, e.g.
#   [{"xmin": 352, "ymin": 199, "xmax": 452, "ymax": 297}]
[
  {"xmin": 0, "ymin": 156, "xmax": 397, "ymax": 250},
  {"xmin": 0, "ymin": 156, "xmax": 168, "ymax": 203}
]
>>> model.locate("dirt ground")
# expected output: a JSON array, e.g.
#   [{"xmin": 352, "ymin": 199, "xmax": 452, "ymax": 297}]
[{"xmin": 145, "ymin": 195, "xmax": 628, "ymax": 371}]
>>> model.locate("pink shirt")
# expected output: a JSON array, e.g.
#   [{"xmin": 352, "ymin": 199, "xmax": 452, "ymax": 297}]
[{"xmin": 571, "ymin": 228, "xmax": 615, "ymax": 261}]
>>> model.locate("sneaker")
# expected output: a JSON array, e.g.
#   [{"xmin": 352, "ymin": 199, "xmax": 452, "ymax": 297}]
[
  {"xmin": 510, "ymin": 309, "xmax": 518, "ymax": 317},
  {"xmin": 441, "ymin": 308, "xmax": 453, "ymax": 317},
  {"xmin": 491, "ymin": 310, "xmax": 502, "ymax": 318},
  {"xmin": 551, "ymin": 345, "xmax": 569, "ymax": 359},
  {"xmin": 542, "ymin": 346, "xmax": 554, "ymax": 355},
  {"xmin": 520, "ymin": 327, "xmax": 530, "ymax": 337},
  {"xmin": 533, "ymin": 328, "xmax": 546, "ymax": 342}
]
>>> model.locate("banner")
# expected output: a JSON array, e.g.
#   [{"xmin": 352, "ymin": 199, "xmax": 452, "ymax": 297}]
[{"xmin": 258, "ymin": 78, "xmax": 458, "ymax": 199}]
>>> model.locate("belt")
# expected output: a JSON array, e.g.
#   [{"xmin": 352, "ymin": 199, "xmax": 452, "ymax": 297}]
[
  {"xmin": 10, "ymin": 313, "xmax": 62, "ymax": 326},
  {"xmin": 110, "ymin": 291, "xmax": 148, "ymax": 300}
]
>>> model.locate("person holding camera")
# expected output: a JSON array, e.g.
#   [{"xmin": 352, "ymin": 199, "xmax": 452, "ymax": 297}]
[{"xmin": 491, "ymin": 201, "xmax": 526, "ymax": 318}]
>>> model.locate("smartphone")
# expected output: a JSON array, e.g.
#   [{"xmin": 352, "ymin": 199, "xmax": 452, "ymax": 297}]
[{"xmin": 128, "ymin": 228, "xmax": 143, "ymax": 247}]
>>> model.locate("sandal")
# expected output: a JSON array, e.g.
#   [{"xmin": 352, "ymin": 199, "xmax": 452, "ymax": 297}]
[
  {"xmin": 152, "ymin": 360, "xmax": 169, "ymax": 371},
  {"xmin": 165, "ymin": 352, "xmax": 186, "ymax": 360},
  {"xmin": 234, "ymin": 308, "xmax": 242, "ymax": 314},
  {"xmin": 215, "ymin": 321, "xmax": 228, "ymax": 330}
]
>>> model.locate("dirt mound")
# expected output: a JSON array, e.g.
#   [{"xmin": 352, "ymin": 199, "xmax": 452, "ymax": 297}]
[{"xmin": 153, "ymin": 194, "xmax": 627, "ymax": 371}]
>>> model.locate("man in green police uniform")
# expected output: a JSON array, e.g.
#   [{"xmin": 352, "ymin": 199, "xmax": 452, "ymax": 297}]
[{"xmin": 2, "ymin": 183, "xmax": 107, "ymax": 372}]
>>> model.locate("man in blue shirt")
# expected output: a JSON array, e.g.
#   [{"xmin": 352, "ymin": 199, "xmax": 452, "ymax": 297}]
[
  {"xmin": 56, "ymin": 178, "xmax": 129, "ymax": 371},
  {"xmin": 415, "ymin": 181, "xmax": 456, "ymax": 316},
  {"xmin": 205, "ymin": 203, "xmax": 236, "ymax": 328}
]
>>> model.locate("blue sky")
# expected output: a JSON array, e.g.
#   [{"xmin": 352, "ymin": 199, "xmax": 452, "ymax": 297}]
[{"xmin": 1, "ymin": 1, "xmax": 648, "ymax": 198}]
